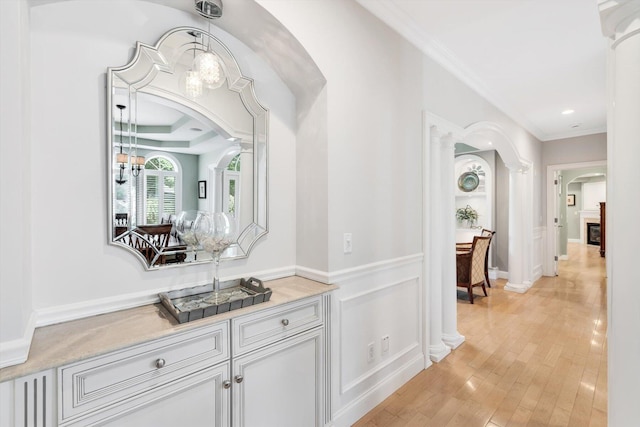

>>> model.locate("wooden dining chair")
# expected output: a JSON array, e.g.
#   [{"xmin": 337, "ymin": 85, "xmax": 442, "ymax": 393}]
[
  {"xmin": 114, "ymin": 213, "xmax": 128, "ymax": 238},
  {"xmin": 131, "ymin": 224, "xmax": 173, "ymax": 265},
  {"xmin": 456, "ymin": 235, "xmax": 491, "ymax": 304},
  {"xmin": 480, "ymin": 229, "xmax": 496, "ymax": 287}
]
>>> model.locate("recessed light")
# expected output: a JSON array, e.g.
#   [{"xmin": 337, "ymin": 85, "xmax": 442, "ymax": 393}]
[
  {"xmin": 487, "ymin": 141, "xmax": 493, "ymax": 145},
  {"xmin": 562, "ymin": 109, "xmax": 575, "ymax": 115}
]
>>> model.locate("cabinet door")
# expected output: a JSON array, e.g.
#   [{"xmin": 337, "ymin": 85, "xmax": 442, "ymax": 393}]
[
  {"xmin": 65, "ymin": 363, "xmax": 230, "ymax": 427},
  {"xmin": 232, "ymin": 328, "xmax": 324, "ymax": 427}
]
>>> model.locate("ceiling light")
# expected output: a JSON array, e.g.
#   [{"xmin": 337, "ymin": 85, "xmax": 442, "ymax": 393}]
[
  {"xmin": 562, "ymin": 109, "xmax": 575, "ymax": 115},
  {"xmin": 487, "ymin": 141, "xmax": 493, "ymax": 145}
]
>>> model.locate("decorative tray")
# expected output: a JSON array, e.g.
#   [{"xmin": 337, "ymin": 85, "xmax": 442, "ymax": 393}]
[{"xmin": 159, "ymin": 277, "xmax": 272, "ymax": 324}]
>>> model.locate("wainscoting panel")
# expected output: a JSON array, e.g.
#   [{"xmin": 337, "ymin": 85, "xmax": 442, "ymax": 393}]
[
  {"xmin": 328, "ymin": 255, "xmax": 425, "ymax": 427},
  {"xmin": 533, "ymin": 227, "xmax": 544, "ymax": 282}
]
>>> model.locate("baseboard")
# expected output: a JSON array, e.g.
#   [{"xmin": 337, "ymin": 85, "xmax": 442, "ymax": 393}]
[
  {"xmin": 330, "ymin": 354, "xmax": 425, "ymax": 427},
  {"xmin": 568, "ymin": 238, "xmax": 581, "ymax": 243},
  {"xmin": 497, "ymin": 270, "xmax": 509, "ymax": 279},
  {"xmin": 36, "ymin": 265, "xmax": 297, "ymax": 328},
  {"xmin": 532, "ymin": 264, "xmax": 543, "ymax": 282},
  {"xmin": 0, "ymin": 311, "xmax": 36, "ymax": 369},
  {"xmin": 295, "ymin": 265, "xmax": 330, "ymax": 284},
  {"xmin": 559, "ymin": 255, "xmax": 569, "ymax": 261}
]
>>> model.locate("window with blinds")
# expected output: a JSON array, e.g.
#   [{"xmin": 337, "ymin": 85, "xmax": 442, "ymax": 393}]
[{"xmin": 142, "ymin": 156, "xmax": 181, "ymax": 224}]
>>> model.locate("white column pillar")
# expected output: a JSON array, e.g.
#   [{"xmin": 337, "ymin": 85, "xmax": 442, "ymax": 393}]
[
  {"xmin": 504, "ymin": 164, "xmax": 532, "ymax": 293},
  {"xmin": 427, "ymin": 125, "xmax": 450, "ymax": 362},
  {"xmin": 441, "ymin": 134, "xmax": 464, "ymax": 348},
  {"xmin": 599, "ymin": 3, "xmax": 640, "ymax": 424}
]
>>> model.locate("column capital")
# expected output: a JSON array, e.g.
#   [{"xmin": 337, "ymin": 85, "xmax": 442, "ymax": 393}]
[
  {"xmin": 505, "ymin": 162, "xmax": 530, "ymax": 173},
  {"xmin": 599, "ymin": 0, "xmax": 640, "ymax": 46},
  {"xmin": 441, "ymin": 133, "xmax": 456, "ymax": 150}
]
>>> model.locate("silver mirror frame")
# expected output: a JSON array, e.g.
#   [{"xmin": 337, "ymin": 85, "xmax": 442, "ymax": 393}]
[{"xmin": 107, "ymin": 27, "xmax": 268, "ymax": 270}]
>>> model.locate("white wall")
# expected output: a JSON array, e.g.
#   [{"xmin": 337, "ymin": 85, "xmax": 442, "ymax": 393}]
[
  {"xmin": 0, "ymin": 0, "xmax": 34, "ymax": 368},
  {"xmin": 583, "ymin": 180, "xmax": 606, "ymax": 211},
  {"xmin": 26, "ymin": 1, "xmax": 296, "ymax": 313}
]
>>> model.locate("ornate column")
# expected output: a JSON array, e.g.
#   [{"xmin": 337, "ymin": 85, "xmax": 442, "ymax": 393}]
[
  {"xmin": 504, "ymin": 164, "xmax": 532, "ymax": 293},
  {"xmin": 599, "ymin": 2, "xmax": 640, "ymax": 424},
  {"xmin": 440, "ymin": 134, "xmax": 464, "ymax": 349},
  {"xmin": 426, "ymin": 125, "xmax": 451, "ymax": 362}
]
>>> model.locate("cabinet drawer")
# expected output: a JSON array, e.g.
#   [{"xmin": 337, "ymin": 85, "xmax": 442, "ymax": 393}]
[
  {"xmin": 232, "ymin": 296, "xmax": 323, "ymax": 355},
  {"xmin": 59, "ymin": 322, "xmax": 228, "ymax": 423}
]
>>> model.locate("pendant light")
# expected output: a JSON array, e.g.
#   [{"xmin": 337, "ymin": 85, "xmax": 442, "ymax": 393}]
[
  {"xmin": 115, "ymin": 104, "xmax": 128, "ymax": 185},
  {"xmin": 183, "ymin": 33, "xmax": 204, "ymax": 99},
  {"xmin": 193, "ymin": 0, "xmax": 226, "ymax": 90},
  {"xmin": 130, "ymin": 102, "xmax": 144, "ymax": 178}
]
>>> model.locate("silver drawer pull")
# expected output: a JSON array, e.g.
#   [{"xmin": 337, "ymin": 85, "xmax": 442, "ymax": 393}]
[
  {"xmin": 281, "ymin": 319, "xmax": 289, "ymax": 326},
  {"xmin": 223, "ymin": 380, "xmax": 231, "ymax": 389},
  {"xmin": 155, "ymin": 358, "xmax": 166, "ymax": 369},
  {"xmin": 235, "ymin": 375, "xmax": 244, "ymax": 384}
]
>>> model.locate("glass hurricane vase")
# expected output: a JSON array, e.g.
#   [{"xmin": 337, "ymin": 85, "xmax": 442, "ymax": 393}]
[
  {"xmin": 194, "ymin": 212, "xmax": 236, "ymax": 304},
  {"xmin": 176, "ymin": 210, "xmax": 201, "ymax": 261}
]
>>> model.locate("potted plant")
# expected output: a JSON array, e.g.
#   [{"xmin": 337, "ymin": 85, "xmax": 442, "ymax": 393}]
[{"xmin": 456, "ymin": 205, "xmax": 479, "ymax": 228}]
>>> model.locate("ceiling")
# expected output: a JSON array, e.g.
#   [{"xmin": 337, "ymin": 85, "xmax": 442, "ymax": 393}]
[{"xmin": 357, "ymin": 0, "xmax": 608, "ymax": 142}]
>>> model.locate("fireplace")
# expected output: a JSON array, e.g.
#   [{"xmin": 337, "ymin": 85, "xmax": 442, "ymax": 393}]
[{"xmin": 587, "ymin": 222, "xmax": 601, "ymax": 245}]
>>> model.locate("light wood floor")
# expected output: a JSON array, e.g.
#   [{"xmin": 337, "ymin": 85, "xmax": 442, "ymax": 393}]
[{"xmin": 353, "ymin": 243, "xmax": 607, "ymax": 427}]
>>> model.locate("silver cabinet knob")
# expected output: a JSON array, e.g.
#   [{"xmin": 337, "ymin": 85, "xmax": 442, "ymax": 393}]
[
  {"xmin": 155, "ymin": 358, "xmax": 166, "ymax": 369},
  {"xmin": 281, "ymin": 319, "xmax": 289, "ymax": 326},
  {"xmin": 223, "ymin": 380, "xmax": 231, "ymax": 389},
  {"xmin": 235, "ymin": 375, "xmax": 244, "ymax": 384}
]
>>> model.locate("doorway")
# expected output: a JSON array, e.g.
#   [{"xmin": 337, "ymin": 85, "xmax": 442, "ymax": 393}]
[{"xmin": 544, "ymin": 160, "xmax": 606, "ymax": 276}]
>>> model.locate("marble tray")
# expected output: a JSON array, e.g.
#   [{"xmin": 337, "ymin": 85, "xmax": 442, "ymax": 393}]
[{"xmin": 159, "ymin": 277, "xmax": 272, "ymax": 323}]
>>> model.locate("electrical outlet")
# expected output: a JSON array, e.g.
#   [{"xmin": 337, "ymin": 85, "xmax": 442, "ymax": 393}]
[
  {"xmin": 381, "ymin": 335, "xmax": 390, "ymax": 354},
  {"xmin": 344, "ymin": 233, "xmax": 352, "ymax": 254},
  {"xmin": 367, "ymin": 342, "xmax": 375, "ymax": 363}
]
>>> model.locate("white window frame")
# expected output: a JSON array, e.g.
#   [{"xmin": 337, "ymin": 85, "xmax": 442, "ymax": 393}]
[{"xmin": 142, "ymin": 154, "xmax": 182, "ymax": 224}]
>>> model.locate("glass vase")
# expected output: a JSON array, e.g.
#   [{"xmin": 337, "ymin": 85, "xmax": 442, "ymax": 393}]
[{"xmin": 194, "ymin": 212, "xmax": 236, "ymax": 304}]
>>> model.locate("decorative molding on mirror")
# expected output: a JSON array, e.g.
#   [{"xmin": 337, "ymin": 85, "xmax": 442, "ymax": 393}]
[{"xmin": 107, "ymin": 27, "xmax": 268, "ymax": 270}]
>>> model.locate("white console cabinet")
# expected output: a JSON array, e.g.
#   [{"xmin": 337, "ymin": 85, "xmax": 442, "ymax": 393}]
[
  {"xmin": 1, "ymin": 287, "xmax": 332, "ymax": 427},
  {"xmin": 231, "ymin": 297, "xmax": 325, "ymax": 427}
]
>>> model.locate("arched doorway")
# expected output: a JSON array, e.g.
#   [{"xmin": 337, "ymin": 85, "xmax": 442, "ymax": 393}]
[{"xmin": 423, "ymin": 112, "xmax": 534, "ymax": 363}]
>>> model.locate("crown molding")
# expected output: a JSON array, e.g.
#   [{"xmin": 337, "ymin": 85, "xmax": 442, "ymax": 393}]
[
  {"xmin": 356, "ymin": 0, "xmax": 560, "ymax": 141},
  {"xmin": 542, "ymin": 125, "xmax": 608, "ymax": 142}
]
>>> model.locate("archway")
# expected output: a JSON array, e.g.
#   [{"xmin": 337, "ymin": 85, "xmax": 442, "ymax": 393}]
[{"xmin": 423, "ymin": 112, "xmax": 534, "ymax": 363}]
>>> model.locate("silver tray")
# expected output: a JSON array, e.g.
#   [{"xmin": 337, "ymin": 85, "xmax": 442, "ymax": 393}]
[{"xmin": 159, "ymin": 277, "xmax": 272, "ymax": 324}]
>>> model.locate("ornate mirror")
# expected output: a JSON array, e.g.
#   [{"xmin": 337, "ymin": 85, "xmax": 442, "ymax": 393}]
[{"xmin": 108, "ymin": 27, "xmax": 268, "ymax": 269}]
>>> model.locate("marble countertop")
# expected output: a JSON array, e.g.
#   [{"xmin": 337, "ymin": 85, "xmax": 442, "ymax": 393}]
[{"xmin": 0, "ymin": 276, "xmax": 336, "ymax": 382}]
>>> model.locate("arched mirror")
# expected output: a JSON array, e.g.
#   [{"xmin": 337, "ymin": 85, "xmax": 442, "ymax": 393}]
[{"xmin": 108, "ymin": 27, "xmax": 268, "ymax": 269}]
